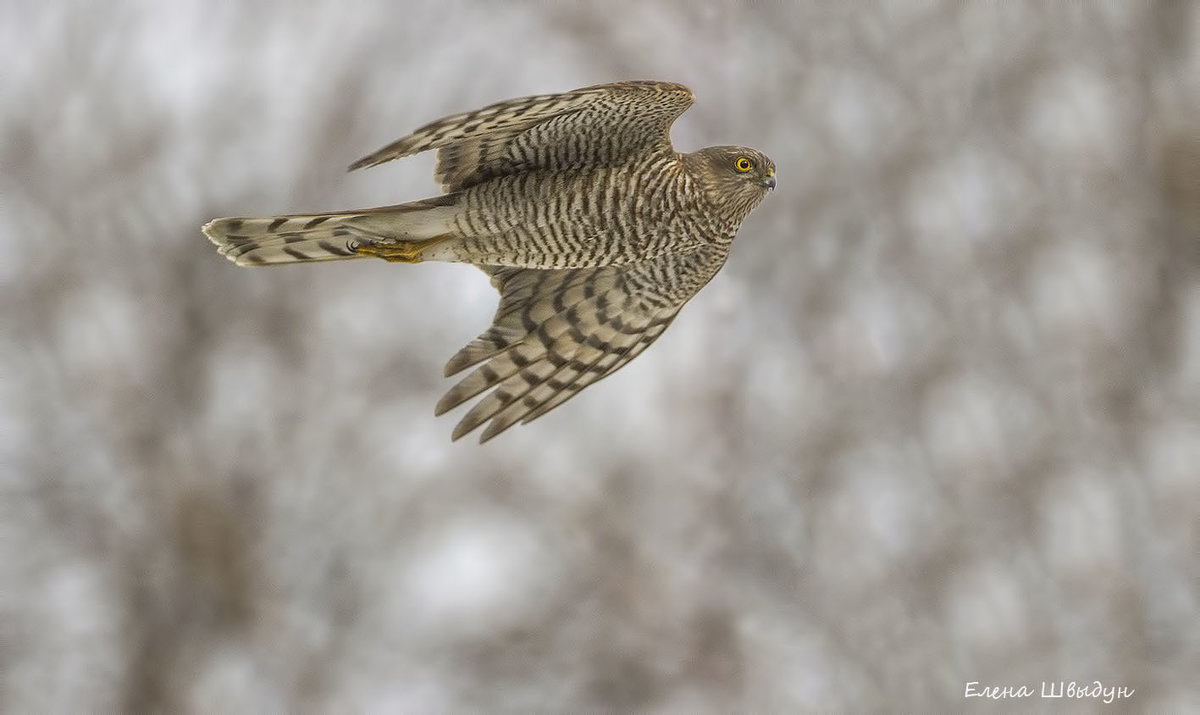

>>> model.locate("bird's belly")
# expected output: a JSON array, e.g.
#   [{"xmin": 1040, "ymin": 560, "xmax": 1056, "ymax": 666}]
[{"xmin": 441, "ymin": 170, "xmax": 693, "ymax": 269}]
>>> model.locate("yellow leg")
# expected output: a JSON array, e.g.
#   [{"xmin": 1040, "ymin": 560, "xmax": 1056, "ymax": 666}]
[{"xmin": 354, "ymin": 234, "xmax": 452, "ymax": 263}]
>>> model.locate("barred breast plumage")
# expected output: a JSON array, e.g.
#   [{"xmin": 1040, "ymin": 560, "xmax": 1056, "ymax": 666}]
[
  {"xmin": 433, "ymin": 159, "xmax": 705, "ymax": 268},
  {"xmin": 203, "ymin": 81, "xmax": 776, "ymax": 442}
]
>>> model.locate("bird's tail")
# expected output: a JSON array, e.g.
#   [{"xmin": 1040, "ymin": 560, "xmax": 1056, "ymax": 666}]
[{"xmin": 203, "ymin": 195, "xmax": 460, "ymax": 266}]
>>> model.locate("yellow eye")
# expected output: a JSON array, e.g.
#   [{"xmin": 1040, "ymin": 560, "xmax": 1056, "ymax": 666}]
[{"xmin": 734, "ymin": 156, "xmax": 754, "ymax": 172}]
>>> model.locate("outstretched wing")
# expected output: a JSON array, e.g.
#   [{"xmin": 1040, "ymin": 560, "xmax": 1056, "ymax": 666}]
[
  {"xmin": 436, "ymin": 258, "xmax": 701, "ymax": 443},
  {"xmin": 349, "ymin": 80, "xmax": 694, "ymax": 191}
]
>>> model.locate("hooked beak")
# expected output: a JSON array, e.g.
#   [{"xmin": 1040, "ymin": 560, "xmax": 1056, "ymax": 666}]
[{"xmin": 763, "ymin": 168, "xmax": 776, "ymax": 191}]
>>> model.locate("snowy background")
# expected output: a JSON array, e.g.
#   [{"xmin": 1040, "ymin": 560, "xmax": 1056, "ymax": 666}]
[{"xmin": 4, "ymin": 1, "xmax": 1199, "ymax": 711}]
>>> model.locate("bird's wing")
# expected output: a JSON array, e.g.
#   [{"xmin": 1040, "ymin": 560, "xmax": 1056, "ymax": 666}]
[
  {"xmin": 435, "ymin": 254, "xmax": 710, "ymax": 442},
  {"xmin": 349, "ymin": 81, "xmax": 694, "ymax": 191}
]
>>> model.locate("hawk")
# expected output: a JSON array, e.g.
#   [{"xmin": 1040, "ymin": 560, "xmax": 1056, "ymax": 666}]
[{"xmin": 204, "ymin": 81, "xmax": 776, "ymax": 442}]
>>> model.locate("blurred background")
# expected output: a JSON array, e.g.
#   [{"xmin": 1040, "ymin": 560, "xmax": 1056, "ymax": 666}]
[{"xmin": 3, "ymin": 1, "xmax": 1198, "ymax": 711}]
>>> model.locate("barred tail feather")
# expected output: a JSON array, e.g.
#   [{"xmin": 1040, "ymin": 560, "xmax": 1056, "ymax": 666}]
[
  {"xmin": 203, "ymin": 215, "xmax": 361, "ymax": 265},
  {"xmin": 203, "ymin": 195, "xmax": 460, "ymax": 266}
]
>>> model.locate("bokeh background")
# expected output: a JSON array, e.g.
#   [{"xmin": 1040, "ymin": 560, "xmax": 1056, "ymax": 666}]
[{"xmin": 4, "ymin": 1, "xmax": 1199, "ymax": 711}]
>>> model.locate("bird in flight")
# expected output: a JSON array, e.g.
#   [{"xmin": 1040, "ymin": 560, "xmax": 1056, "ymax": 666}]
[{"xmin": 204, "ymin": 81, "xmax": 776, "ymax": 442}]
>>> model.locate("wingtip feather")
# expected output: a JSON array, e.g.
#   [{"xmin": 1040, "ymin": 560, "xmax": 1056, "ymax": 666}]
[{"xmin": 450, "ymin": 419, "xmax": 473, "ymax": 442}]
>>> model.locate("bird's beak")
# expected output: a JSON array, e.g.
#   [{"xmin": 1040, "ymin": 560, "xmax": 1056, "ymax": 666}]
[{"xmin": 763, "ymin": 169, "xmax": 776, "ymax": 191}]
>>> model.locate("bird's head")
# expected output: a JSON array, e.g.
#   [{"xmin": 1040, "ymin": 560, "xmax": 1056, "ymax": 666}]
[{"xmin": 686, "ymin": 145, "xmax": 776, "ymax": 222}]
